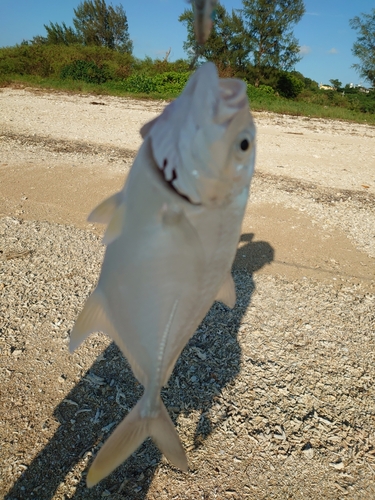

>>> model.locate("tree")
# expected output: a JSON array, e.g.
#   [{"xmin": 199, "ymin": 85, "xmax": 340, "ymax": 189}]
[
  {"xmin": 179, "ymin": 0, "xmax": 305, "ymax": 82},
  {"xmin": 179, "ymin": 2, "xmax": 248, "ymax": 73},
  {"xmin": 42, "ymin": 22, "xmax": 82, "ymax": 45},
  {"xmin": 349, "ymin": 9, "xmax": 375, "ymax": 86},
  {"xmin": 329, "ymin": 78, "xmax": 342, "ymax": 90},
  {"xmin": 73, "ymin": 0, "xmax": 132, "ymax": 53},
  {"xmin": 32, "ymin": 0, "xmax": 132, "ymax": 53},
  {"xmin": 241, "ymin": 0, "xmax": 305, "ymax": 83}
]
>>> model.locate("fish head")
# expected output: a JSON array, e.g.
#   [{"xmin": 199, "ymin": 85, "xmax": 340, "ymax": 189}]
[
  {"xmin": 141, "ymin": 62, "xmax": 256, "ymax": 207},
  {"xmin": 196, "ymin": 76, "xmax": 256, "ymax": 206}
]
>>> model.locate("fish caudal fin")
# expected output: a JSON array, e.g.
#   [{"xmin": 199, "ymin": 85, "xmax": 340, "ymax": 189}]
[
  {"xmin": 87, "ymin": 397, "xmax": 187, "ymax": 488},
  {"xmin": 149, "ymin": 399, "xmax": 188, "ymax": 472}
]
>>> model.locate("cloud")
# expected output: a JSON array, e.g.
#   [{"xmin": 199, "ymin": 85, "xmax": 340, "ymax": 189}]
[
  {"xmin": 328, "ymin": 48, "xmax": 338, "ymax": 54},
  {"xmin": 299, "ymin": 45, "xmax": 312, "ymax": 55}
]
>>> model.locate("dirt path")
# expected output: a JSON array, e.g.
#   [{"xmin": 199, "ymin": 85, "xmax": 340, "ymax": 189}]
[{"xmin": 1, "ymin": 87, "xmax": 374, "ymax": 499}]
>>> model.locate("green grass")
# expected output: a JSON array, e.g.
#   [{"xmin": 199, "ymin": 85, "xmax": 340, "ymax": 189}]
[
  {"xmin": 2, "ymin": 73, "xmax": 375, "ymax": 125},
  {"xmin": 0, "ymin": 74, "xmax": 189, "ymax": 101},
  {"xmin": 249, "ymin": 96, "xmax": 375, "ymax": 124}
]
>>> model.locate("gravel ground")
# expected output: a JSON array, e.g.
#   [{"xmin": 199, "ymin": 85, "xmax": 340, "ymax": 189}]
[{"xmin": 0, "ymin": 87, "xmax": 374, "ymax": 499}]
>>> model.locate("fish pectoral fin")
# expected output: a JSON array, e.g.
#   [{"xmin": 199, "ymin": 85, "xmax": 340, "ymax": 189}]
[
  {"xmin": 215, "ymin": 271, "xmax": 236, "ymax": 309},
  {"xmin": 102, "ymin": 202, "xmax": 126, "ymax": 245},
  {"xmin": 87, "ymin": 192, "xmax": 125, "ymax": 245},
  {"xmin": 87, "ymin": 397, "xmax": 187, "ymax": 488},
  {"xmin": 140, "ymin": 115, "xmax": 159, "ymax": 138},
  {"xmin": 69, "ymin": 288, "xmax": 114, "ymax": 352},
  {"xmin": 88, "ymin": 192, "xmax": 122, "ymax": 224}
]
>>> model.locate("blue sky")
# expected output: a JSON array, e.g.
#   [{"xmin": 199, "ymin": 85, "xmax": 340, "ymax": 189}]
[{"xmin": 0, "ymin": 0, "xmax": 374, "ymax": 86}]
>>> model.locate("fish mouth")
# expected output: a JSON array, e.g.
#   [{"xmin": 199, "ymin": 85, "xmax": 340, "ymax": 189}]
[{"xmin": 153, "ymin": 154, "xmax": 201, "ymax": 206}]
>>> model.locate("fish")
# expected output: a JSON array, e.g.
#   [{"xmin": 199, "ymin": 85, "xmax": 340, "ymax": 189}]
[
  {"xmin": 192, "ymin": 0, "xmax": 218, "ymax": 44},
  {"xmin": 70, "ymin": 61, "xmax": 256, "ymax": 487}
]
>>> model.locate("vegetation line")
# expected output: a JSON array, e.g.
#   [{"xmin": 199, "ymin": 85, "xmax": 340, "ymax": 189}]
[{"xmin": 1, "ymin": 0, "xmax": 374, "ymax": 125}]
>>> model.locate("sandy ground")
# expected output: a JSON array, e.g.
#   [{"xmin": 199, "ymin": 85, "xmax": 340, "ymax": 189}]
[{"xmin": 0, "ymin": 87, "xmax": 375, "ymax": 499}]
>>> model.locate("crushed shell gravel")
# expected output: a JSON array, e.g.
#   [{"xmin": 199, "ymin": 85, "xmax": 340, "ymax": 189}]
[{"xmin": 1, "ymin": 215, "xmax": 374, "ymax": 499}]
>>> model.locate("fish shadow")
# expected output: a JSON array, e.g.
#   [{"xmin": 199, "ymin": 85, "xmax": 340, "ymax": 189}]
[{"xmin": 5, "ymin": 233, "xmax": 273, "ymax": 499}]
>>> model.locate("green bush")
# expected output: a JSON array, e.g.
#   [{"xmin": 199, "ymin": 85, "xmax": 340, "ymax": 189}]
[
  {"xmin": 121, "ymin": 71, "xmax": 190, "ymax": 95},
  {"xmin": 0, "ymin": 44, "xmax": 133, "ymax": 79},
  {"xmin": 277, "ymin": 73, "xmax": 305, "ymax": 98},
  {"xmin": 131, "ymin": 57, "xmax": 191, "ymax": 76},
  {"xmin": 121, "ymin": 73, "xmax": 157, "ymax": 93},
  {"xmin": 60, "ymin": 59, "xmax": 110, "ymax": 84},
  {"xmin": 246, "ymin": 83, "xmax": 278, "ymax": 104},
  {"xmin": 358, "ymin": 94, "xmax": 375, "ymax": 113},
  {"xmin": 258, "ymin": 84, "xmax": 275, "ymax": 95}
]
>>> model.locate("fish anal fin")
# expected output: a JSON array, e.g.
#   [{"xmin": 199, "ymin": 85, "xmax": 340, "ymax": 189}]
[
  {"xmin": 102, "ymin": 202, "xmax": 126, "ymax": 245},
  {"xmin": 69, "ymin": 288, "xmax": 114, "ymax": 352},
  {"xmin": 70, "ymin": 290, "xmax": 148, "ymax": 387},
  {"xmin": 88, "ymin": 192, "xmax": 122, "ymax": 225},
  {"xmin": 86, "ymin": 397, "xmax": 187, "ymax": 488},
  {"xmin": 215, "ymin": 272, "xmax": 236, "ymax": 308}
]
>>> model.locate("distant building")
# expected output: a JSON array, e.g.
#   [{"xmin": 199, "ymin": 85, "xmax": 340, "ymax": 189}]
[
  {"xmin": 319, "ymin": 83, "xmax": 334, "ymax": 90},
  {"xmin": 349, "ymin": 82, "xmax": 371, "ymax": 93}
]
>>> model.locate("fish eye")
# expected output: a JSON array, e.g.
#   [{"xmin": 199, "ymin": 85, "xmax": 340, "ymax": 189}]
[
  {"xmin": 235, "ymin": 132, "xmax": 253, "ymax": 158},
  {"xmin": 240, "ymin": 138, "xmax": 249, "ymax": 151}
]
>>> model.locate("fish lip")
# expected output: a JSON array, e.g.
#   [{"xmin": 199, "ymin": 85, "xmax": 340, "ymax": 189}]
[{"xmin": 166, "ymin": 177, "xmax": 201, "ymax": 206}]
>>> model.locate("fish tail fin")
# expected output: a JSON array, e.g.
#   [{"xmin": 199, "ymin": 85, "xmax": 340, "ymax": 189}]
[
  {"xmin": 87, "ymin": 397, "xmax": 187, "ymax": 488},
  {"xmin": 149, "ymin": 398, "xmax": 188, "ymax": 472}
]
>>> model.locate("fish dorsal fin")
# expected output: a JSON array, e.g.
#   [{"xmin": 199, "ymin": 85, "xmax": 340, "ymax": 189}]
[
  {"xmin": 102, "ymin": 202, "xmax": 126, "ymax": 246},
  {"xmin": 215, "ymin": 272, "xmax": 236, "ymax": 308},
  {"xmin": 88, "ymin": 192, "xmax": 123, "ymax": 225},
  {"xmin": 69, "ymin": 288, "xmax": 116, "ymax": 352}
]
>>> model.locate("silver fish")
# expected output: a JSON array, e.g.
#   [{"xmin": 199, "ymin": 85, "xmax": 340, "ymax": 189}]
[
  {"xmin": 192, "ymin": 0, "xmax": 217, "ymax": 44},
  {"xmin": 70, "ymin": 62, "xmax": 256, "ymax": 487}
]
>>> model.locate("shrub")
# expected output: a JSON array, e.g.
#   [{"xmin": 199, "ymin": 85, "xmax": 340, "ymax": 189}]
[
  {"xmin": 121, "ymin": 71, "xmax": 190, "ymax": 96},
  {"xmin": 277, "ymin": 73, "xmax": 305, "ymax": 98},
  {"xmin": 131, "ymin": 57, "xmax": 191, "ymax": 76},
  {"xmin": 246, "ymin": 83, "xmax": 278, "ymax": 103},
  {"xmin": 0, "ymin": 44, "xmax": 133, "ymax": 79},
  {"xmin": 121, "ymin": 73, "xmax": 157, "ymax": 93},
  {"xmin": 258, "ymin": 84, "xmax": 275, "ymax": 95},
  {"xmin": 60, "ymin": 59, "xmax": 110, "ymax": 84}
]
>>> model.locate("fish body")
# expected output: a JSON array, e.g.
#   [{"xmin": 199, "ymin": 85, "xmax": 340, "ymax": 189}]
[
  {"xmin": 70, "ymin": 62, "xmax": 256, "ymax": 487},
  {"xmin": 192, "ymin": 0, "xmax": 217, "ymax": 44}
]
